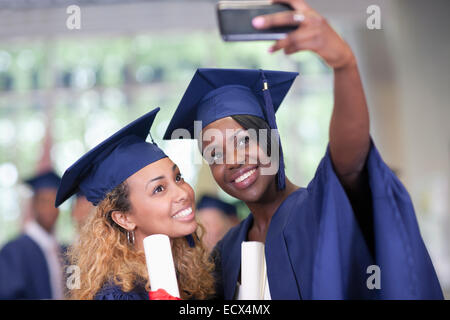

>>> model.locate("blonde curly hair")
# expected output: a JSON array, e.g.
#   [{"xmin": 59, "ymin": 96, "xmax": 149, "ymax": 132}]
[{"xmin": 67, "ymin": 181, "xmax": 216, "ymax": 300}]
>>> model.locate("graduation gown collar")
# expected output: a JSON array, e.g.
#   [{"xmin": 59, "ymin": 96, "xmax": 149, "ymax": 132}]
[
  {"xmin": 265, "ymin": 188, "xmax": 304, "ymax": 299},
  {"xmin": 221, "ymin": 213, "xmax": 252, "ymax": 299},
  {"xmin": 221, "ymin": 189, "xmax": 303, "ymax": 300}
]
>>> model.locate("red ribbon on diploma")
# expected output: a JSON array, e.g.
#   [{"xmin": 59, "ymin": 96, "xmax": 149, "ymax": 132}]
[{"xmin": 148, "ymin": 288, "xmax": 181, "ymax": 300}]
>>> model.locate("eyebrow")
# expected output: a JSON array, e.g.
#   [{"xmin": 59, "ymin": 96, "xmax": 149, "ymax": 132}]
[{"xmin": 145, "ymin": 164, "xmax": 179, "ymax": 190}]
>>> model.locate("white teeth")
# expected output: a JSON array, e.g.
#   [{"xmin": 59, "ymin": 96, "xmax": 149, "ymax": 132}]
[
  {"xmin": 173, "ymin": 207, "xmax": 192, "ymax": 219},
  {"xmin": 235, "ymin": 169, "xmax": 256, "ymax": 183}
]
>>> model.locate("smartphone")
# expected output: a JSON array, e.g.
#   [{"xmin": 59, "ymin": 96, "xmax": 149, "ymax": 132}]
[{"xmin": 217, "ymin": 0, "xmax": 297, "ymax": 41}]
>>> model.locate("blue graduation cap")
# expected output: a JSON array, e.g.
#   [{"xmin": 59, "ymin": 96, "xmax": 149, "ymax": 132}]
[
  {"xmin": 197, "ymin": 195, "xmax": 237, "ymax": 217},
  {"xmin": 163, "ymin": 68, "xmax": 298, "ymax": 190},
  {"xmin": 25, "ymin": 170, "xmax": 61, "ymax": 192},
  {"xmin": 55, "ymin": 108, "xmax": 167, "ymax": 207}
]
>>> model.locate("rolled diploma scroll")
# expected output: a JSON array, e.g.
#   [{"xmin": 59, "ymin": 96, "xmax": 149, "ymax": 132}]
[
  {"xmin": 239, "ymin": 241, "xmax": 266, "ymax": 300},
  {"xmin": 143, "ymin": 234, "xmax": 180, "ymax": 298}
]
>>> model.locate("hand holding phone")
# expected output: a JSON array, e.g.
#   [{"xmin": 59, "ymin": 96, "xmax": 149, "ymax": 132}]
[
  {"xmin": 220, "ymin": 0, "xmax": 356, "ymax": 70},
  {"xmin": 217, "ymin": 1, "xmax": 298, "ymax": 41}
]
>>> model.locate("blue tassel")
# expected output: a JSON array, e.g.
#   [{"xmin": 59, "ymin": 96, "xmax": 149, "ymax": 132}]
[
  {"xmin": 185, "ymin": 234, "xmax": 195, "ymax": 248},
  {"xmin": 260, "ymin": 70, "xmax": 286, "ymax": 191}
]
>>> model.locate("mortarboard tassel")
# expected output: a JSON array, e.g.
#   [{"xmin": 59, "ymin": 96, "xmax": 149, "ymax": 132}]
[{"xmin": 260, "ymin": 70, "xmax": 286, "ymax": 191}]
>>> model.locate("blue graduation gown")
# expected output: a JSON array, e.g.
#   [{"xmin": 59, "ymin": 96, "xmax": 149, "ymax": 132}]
[
  {"xmin": 95, "ymin": 283, "xmax": 148, "ymax": 300},
  {"xmin": 213, "ymin": 142, "xmax": 443, "ymax": 299},
  {"xmin": 0, "ymin": 235, "xmax": 52, "ymax": 299}
]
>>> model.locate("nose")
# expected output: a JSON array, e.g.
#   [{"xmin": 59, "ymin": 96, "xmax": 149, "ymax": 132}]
[
  {"xmin": 172, "ymin": 182, "xmax": 189, "ymax": 204},
  {"xmin": 225, "ymin": 154, "xmax": 243, "ymax": 171},
  {"xmin": 225, "ymin": 145, "xmax": 246, "ymax": 170}
]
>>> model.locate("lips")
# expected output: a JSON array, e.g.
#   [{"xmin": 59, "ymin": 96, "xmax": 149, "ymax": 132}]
[
  {"xmin": 229, "ymin": 165, "xmax": 258, "ymax": 182},
  {"xmin": 229, "ymin": 165, "xmax": 259, "ymax": 190},
  {"xmin": 235, "ymin": 168, "xmax": 256, "ymax": 183},
  {"xmin": 172, "ymin": 206, "xmax": 194, "ymax": 220}
]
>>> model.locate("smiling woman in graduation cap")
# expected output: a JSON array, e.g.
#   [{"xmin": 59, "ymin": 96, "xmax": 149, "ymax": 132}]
[
  {"xmin": 163, "ymin": 0, "xmax": 443, "ymax": 300},
  {"xmin": 56, "ymin": 108, "xmax": 215, "ymax": 300}
]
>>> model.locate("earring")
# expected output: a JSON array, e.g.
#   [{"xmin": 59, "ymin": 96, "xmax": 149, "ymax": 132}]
[{"xmin": 127, "ymin": 229, "xmax": 135, "ymax": 245}]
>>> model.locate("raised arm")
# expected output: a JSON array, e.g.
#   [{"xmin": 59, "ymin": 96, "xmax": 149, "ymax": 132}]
[{"xmin": 253, "ymin": 0, "xmax": 371, "ymax": 190}]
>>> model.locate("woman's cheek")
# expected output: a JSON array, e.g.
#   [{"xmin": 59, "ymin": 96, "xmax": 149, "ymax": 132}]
[
  {"xmin": 211, "ymin": 166, "xmax": 227, "ymax": 189},
  {"xmin": 144, "ymin": 197, "xmax": 169, "ymax": 223}
]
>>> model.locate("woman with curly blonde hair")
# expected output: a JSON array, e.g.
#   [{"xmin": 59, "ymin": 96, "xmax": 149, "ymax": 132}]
[{"xmin": 56, "ymin": 108, "xmax": 215, "ymax": 300}]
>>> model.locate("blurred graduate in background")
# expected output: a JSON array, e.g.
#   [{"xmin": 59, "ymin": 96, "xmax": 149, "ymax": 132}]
[
  {"xmin": 0, "ymin": 170, "xmax": 65, "ymax": 300},
  {"xmin": 196, "ymin": 195, "xmax": 239, "ymax": 252},
  {"xmin": 70, "ymin": 191, "xmax": 94, "ymax": 232}
]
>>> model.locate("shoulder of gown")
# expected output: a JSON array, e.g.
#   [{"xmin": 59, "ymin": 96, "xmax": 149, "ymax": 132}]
[{"xmin": 281, "ymin": 139, "xmax": 443, "ymax": 299}]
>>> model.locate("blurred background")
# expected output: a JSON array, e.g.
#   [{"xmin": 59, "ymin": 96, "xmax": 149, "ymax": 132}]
[{"xmin": 0, "ymin": 0, "xmax": 448, "ymax": 297}]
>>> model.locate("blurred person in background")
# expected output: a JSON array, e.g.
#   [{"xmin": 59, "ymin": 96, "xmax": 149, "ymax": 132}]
[
  {"xmin": 196, "ymin": 195, "xmax": 239, "ymax": 252},
  {"xmin": 71, "ymin": 191, "xmax": 94, "ymax": 232},
  {"xmin": 0, "ymin": 170, "xmax": 65, "ymax": 300}
]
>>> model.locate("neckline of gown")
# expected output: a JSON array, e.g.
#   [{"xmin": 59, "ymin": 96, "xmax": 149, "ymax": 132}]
[
  {"xmin": 222, "ymin": 187, "xmax": 305, "ymax": 299},
  {"xmin": 244, "ymin": 187, "xmax": 304, "ymax": 241}
]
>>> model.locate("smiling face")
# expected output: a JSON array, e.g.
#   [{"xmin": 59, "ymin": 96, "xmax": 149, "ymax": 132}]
[
  {"xmin": 118, "ymin": 157, "xmax": 197, "ymax": 242},
  {"xmin": 201, "ymin": 117, "xmax": 277, "ymax": 203}
]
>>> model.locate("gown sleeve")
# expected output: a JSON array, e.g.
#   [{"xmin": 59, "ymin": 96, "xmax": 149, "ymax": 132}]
[{"xmin": 306, "ymin": 139, "xmax": 443, "ymax": 299}]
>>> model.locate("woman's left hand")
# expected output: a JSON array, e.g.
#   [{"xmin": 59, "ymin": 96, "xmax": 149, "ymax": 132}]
[{"xmin": 252, "ymin": 0, "xmax": 355, "ymax": 70}]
